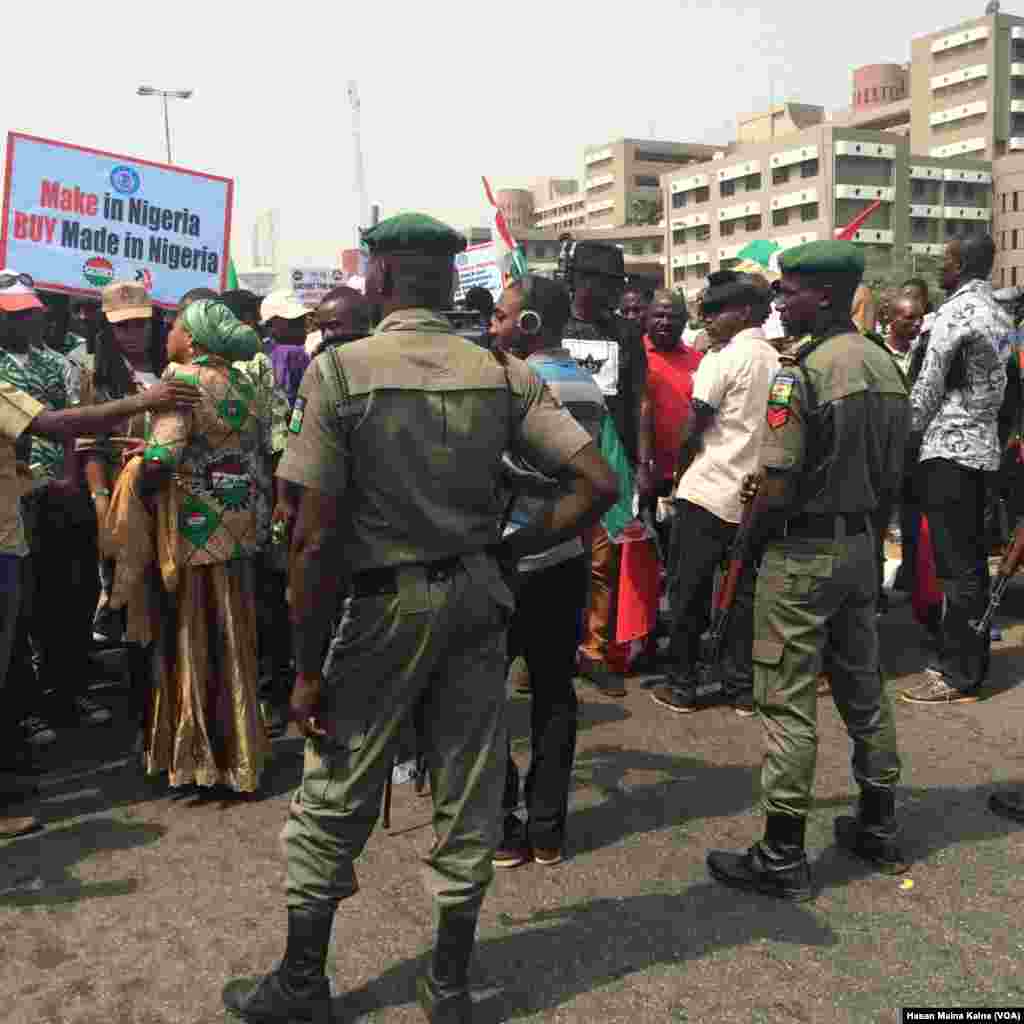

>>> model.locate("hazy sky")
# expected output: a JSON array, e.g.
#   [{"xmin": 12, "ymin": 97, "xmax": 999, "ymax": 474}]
[{"xmin": 1, "ymin": 0, "xmax": 994, "ymax": 266}]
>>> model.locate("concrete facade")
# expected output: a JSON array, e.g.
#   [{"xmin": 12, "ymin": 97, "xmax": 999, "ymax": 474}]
[
  {"xmin": 910, "ymin": 10, "xmax": 1024, "ymax": 161},
  {"xmin": 661, "ymin": 126, "xmax": 992, "ymax": 297},
  {"xmin": 993, "ymin": 150, "xmax": 1024, "ymax": 286}
]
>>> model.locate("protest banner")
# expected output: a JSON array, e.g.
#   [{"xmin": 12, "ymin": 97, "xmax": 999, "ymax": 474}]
[
  {"xmin": 0, "ymin": 132, "xmax": 233, "ymax": 308},
  {"xmin": 453, "ymin": 241, "xmax": 503, "ymax": 303},
  {"xmin": 289, "ymin": 266, "xmax": 345, "ymax": 307}
]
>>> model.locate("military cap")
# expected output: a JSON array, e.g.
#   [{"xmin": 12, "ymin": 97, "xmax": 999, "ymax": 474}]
[
  {"xmin": 778, "ymin": 240, "xmax": 865, "ymax": 278},
  {"xmin": 361, "ymin": 213, "xmax": 467, "ymax": 256}
]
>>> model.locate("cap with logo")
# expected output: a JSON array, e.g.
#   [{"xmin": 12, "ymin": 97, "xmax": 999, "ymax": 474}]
[
  {"xmin": 360, "ymin": 213, "xmax": 467, "ymax": 257},
  {"xmin": 101, "ymin": 280, "xmax": 153, "ymax": 323},
  {"xmin": 0, "ymin": 269, "xmax": 44, "ymax": 314},
  {"xmin": 261, "ymin": 289, "xmax": 309, "ymax": 322}
]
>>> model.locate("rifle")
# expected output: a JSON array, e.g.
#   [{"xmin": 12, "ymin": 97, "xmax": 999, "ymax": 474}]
[
  {"xmin": 697, "ymin": 477, "xmax": 762, "ymax": 687},
  {"xmin": 972, "ymin": 518, "xmax": 1024, "ymax": 636}
]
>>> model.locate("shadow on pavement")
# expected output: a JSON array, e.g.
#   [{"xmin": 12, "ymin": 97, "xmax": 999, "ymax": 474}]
[
  {"xmin": 565, "ymin": 744, "xmax": 756, "ymax": 858},
  {"xmin": 0, "ymin": 818, "xmax": 165, "ymax": 907},
  {"xmin": 337, "ymin": 884, "xmax": 836, "ymax": 1021}
]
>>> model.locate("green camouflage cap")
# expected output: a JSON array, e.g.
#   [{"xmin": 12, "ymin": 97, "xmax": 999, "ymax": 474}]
[
  {"xmin": 778, "ymin": 239, "xmax": 865, "ymax": 278},
  {"xmin": 361, "ymin": 213, "xmax": 467, "ymax": 256}
]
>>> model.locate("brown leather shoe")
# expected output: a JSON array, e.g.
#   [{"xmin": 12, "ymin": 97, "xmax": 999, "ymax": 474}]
[
  {"xmin": 532, "ymin": 845, "xmax": 564, "ymax": 867},
  {"xmin": 0, "ymin": 813, "xmax": 40, "ymax": 839}
]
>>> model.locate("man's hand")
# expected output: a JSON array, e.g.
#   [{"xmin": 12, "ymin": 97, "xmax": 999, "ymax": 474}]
[
  {"xmin": 290, "ymin": 672, "xmax": 330, "ymax": 739},
  {"xmin": 141, "ymin": 380, "xmax": 201, "ymax": 413},
  {"xmin": 740, "ymin": 472, "xmax": 763, "ymax": 505}
]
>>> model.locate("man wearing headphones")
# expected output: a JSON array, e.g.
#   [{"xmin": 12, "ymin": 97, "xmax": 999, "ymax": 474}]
[
  {"xmin": 490, "ymin": 275, "xmax": 606, "ymax": 868},
  {"xmin": 563, "ymin": 242, "xmax": 654, "ymax": 696}
]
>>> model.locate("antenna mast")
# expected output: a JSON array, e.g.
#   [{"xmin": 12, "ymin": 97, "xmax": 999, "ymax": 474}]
[{"xmin": 347, "ymin": 80, "xmax": 370, "ymax": 249}]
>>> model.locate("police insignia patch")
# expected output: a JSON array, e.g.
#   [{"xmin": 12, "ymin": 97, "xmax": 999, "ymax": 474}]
[
  {"xmin": 288, "ymin": 397, "xmax": 306, "ymax": 434},
  {"xmin": 767, "ymin": 406, "xmax": 790, "ymax": 429}
]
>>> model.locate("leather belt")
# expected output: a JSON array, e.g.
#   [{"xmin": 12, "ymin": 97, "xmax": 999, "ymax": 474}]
[
  {"xmin": 785, "ymin": 514, "xmax": 867, "ymax": 540},
  {"xmin": 351, "ymin": 555, "xmax": 463, "ymax": 599}
]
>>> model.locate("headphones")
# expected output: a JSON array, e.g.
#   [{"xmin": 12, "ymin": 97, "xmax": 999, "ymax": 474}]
[{"xmin": 518, "ymin": 309, "xmax": 543, "ymax": 335}]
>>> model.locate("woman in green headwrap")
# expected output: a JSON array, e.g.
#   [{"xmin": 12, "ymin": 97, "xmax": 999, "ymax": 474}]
[{"xmin": 114, "ymin": 299, "xmax": 272, "ymax": 793}]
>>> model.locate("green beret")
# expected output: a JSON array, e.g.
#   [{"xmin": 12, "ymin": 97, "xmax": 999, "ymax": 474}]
[
  {"xmin": 361, "ymin": 213, "xmax": 467, "ymax": 256},
  {"xmin": 778, "ymin": 240, "xmax": 865, "ymax": 278}
]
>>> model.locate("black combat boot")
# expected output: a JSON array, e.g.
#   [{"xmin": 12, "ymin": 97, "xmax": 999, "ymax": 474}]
[
  {"xmin": 416, "ymin": 908, "xmax": 478, "ymax": 1024},
  {"xmin": 706, "ymin": 814, "xmax": 813, "ymax": 901},
  {"xmin": 223, "ymin": 908, "xmax": 334, "ymax": 1023},
  {"xmin": 834, "ymin": 786, "xmax": 908, "ymax": 875}
]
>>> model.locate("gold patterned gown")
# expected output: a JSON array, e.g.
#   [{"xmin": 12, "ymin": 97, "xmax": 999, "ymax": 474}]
[{"xmin": 109, "ymin": 357, "xmax": 272, "ymax": 792}]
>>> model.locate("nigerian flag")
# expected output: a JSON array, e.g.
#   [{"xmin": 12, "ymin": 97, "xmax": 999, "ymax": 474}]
[{"xmin": 225, "ymin": 259, "xmax": 239, "ymax": 291}]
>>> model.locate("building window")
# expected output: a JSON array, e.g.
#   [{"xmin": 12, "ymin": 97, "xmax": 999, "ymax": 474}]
[
  {"xmin": 911, "ymin": 180, "xmax": 925, "ymax": 199},
  {"xmin": 1014, "ymin": 229, "xmax": 1019, "ymax": 250},
  {"xmin": 673, "ymin": 229, "xmax": 685, "ymax": 245},
  {"xmin": 1003, "ymin": 192, "xmax": 1008, "ymax": 213},
  {"xmin": 1015, "ymin": 192, "xmax": 1020, "ymax": 212},
  {"xmin": 720, "ymin": 220, "xmax": 735, "ymax": 236},
  {"xmin": 636, "ymin": 151, "xmax": 692, "ymax": 164},
  {"xmin": 745, "ymin": 214, "xmax": 762, "ymax": 231},
  {"xmin": 1014, "ymin": 267, "xmax": 1019, "ymax": 287},
  {"xmin": 772, "ymin": 166, "xmax": 791, "ymax": 186},
  {"xmin": 1002, "ymin": 267, "xmax": 1006, "ymax": 286},
  {"xmin": 695, "ymin": 225, "xmax": 710, "ymax": 241},
  {"xmin": 800, "ymin": 159, "xmax": 819, "ymax": 178},
  {"xmin": 672, "ymin": 192, "xmax": 687, "ymax": 210},
  {"xmin": 696, "ymin": 186, "xmax": 710, "ymax": 203},
  {"xmin": 720, "ymin": 180, "xmax": 736, "ymax": 198},
  {"xmin": 635, "ymin": 175, "xmax": 660, "ymax": 188},
  {"xmin": 801, "ymin": 203, "xmax": 819, "ymax": 222},
  {"xmin": 772, "ymin": 209, "xmax": 790, "ymax": 227},
  {"xmin": 745, "ymin": 173, "xmax": 762, "ymax": 191},
  {"xmin": 1003, "ymin": 231, "xmax": 1007, "ymax": 251}
]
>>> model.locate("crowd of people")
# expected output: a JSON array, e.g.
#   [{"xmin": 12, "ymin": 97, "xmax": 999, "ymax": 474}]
[{"xmin": 1, "ymin": 215, "xmax": 1023, "ymax": 1023}]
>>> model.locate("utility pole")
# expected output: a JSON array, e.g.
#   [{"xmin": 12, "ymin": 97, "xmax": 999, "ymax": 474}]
[{"xmin": 347, "ymin": 81, "xmax": 370, "ymax": 248}]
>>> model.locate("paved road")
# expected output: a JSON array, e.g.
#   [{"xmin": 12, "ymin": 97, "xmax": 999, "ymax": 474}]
[{"xmin": 2, "ymin": 585, "xmax": 1023, "ymax": 1024}]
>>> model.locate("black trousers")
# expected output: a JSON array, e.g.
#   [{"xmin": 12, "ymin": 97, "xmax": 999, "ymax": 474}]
[
  {"xmin": 254, "ymin": 552, "xmax": 293, "ymax": 706},
  {"xmin": 666, "ymin": 498, "xmax": 756, "ymax": 689},
  {"xmin": 503, "ymin": 555, "xmax": 587, "ymax": 849},
  {"xmin": 27, "ymin": 488, "xmax": 99, "ymax": 708},
  {"xmin": 920, "ymin": 459, "xmax": 990, "ymax": 689}
]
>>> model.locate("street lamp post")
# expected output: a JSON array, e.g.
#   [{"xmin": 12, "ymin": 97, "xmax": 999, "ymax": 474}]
[{"xmin": 136, "ymin": 86, "xmax": 193, "ymax": 164}]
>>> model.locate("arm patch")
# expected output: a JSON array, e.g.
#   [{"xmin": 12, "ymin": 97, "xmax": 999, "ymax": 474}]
[{"xmin": 767, "ymin": 371, "xmax": 798, "ymax": 429}]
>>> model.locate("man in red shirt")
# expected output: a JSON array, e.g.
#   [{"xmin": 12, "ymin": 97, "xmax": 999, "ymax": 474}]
[
  {"xmin": 634, "ymin": 291, "xmax": 701, "ymax": 671},
  {"xmin": 643, "ymin": 291, "xmax": 702, "ymax": 522}
]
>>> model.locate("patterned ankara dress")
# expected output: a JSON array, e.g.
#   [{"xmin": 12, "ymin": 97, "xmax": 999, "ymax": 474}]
[{"xmin": 112, "ymin": 356, "xmax": 272, "ymax": 792}]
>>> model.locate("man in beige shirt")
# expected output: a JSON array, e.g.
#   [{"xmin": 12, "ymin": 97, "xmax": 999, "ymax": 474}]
[{"xmin": 651, "ymin": 271, "xmax": 778, "ymax": 716}]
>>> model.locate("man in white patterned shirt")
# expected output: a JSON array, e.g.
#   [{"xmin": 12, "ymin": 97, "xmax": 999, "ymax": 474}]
[{"xmin": 902, "ymin": 235, "xmax": 1012, "ymax": 705}]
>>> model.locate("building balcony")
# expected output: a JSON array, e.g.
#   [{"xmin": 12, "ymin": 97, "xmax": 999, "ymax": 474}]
[
  {"xmin": 943, "ymin": 167, "xmax": 992, "ymax": 184},
  {"xmin": 718, "ymin": 200, "xmax": 762, "ymax": 223},
  {"xmin": 670, "ymin": 172, "xmax": 709, "ymax": 195},
  {"xmin": 929, "ymin": 137, "xmax": 986, "ymax": 158},
  {"xmin": 1013, "ymin": 63, "xmax": 1024, "ymax": 77},
  {"xmin": 1012, "ymin": 100, "xmax": 1024, "ymax": 115},
  {"xmin": 931, "ymin": 24, "xmax": 988, "ymax": 54},
  {"xmin": 585, "ymin": 174, "xmax": 615, "ymax": 190},
  {"xmin": 584, "ymin": 147, "xmax": 613, "ymax": 166},
  {"xmin": 909, "ymin": 243, "xmax": 945, "ymax": 256},
  {"xmin": 929, "ymin": 100, "xmax": 987, "ymax": 127},
  {"xmin": 910, "ymin": 205, "xmax": 944, "ymax": 219},
  {"xmin": 834, "ymin": 185, "xmax": 895, "ymax": 202},
  {"xmin": 717, "ymin": 243, "xmax": 746, "ymax": 261},
  {"xmin": 944, "ymin": 206, "xmax": 991, "ymax": 220},
  {"xmin": 716, "ymin": 160, "xmax": 761, "ymax": 185},
  {"xmin": 773, "ymin": 231, "xmax": 821, "ymax": 251},
  {"xmin": 769, "ymin": 144, "xmax": 819, "ymax": 171},
  {"xmin": 1010, "ymin": 138, "xmax": 1024, "ymax": 151},
  {"xmin": 930, "ymin": 62, "xmax": 988, "ymax": 91},
  {"xmin": 850, "ymin": 229, "xmax": 894, "ymax": 245},
  {"xmin": 834, "ymin": 140, "xmax": 896, "ymax": 159},
  {"xmin": 670, "ymin": 212, "xmax": 710, "ymax": 229},
  {"xmin": 772, "ymin": 188, "xmax": 819, "ymax": 212},
  {"xmin": 909, "ymin": 165, "xmax": 946, "ymax": 181},
  {"xmin": 671, "ymin": 250, "xmax": 711, "ymax": 268},
  {"xmin": 586, "ymin": 199, "xmax": 615, "ymax": 215}
]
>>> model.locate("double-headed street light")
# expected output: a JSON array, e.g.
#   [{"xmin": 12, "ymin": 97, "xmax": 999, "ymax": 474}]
[{"xmin": 137, "ymin": 86, "xmax": 194, "ymax": 165}]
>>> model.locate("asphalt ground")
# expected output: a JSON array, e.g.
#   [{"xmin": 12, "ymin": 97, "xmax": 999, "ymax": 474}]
[{"xmin": 2, "ymin": 576, "xmax": 1023, "ymax": 1024}]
